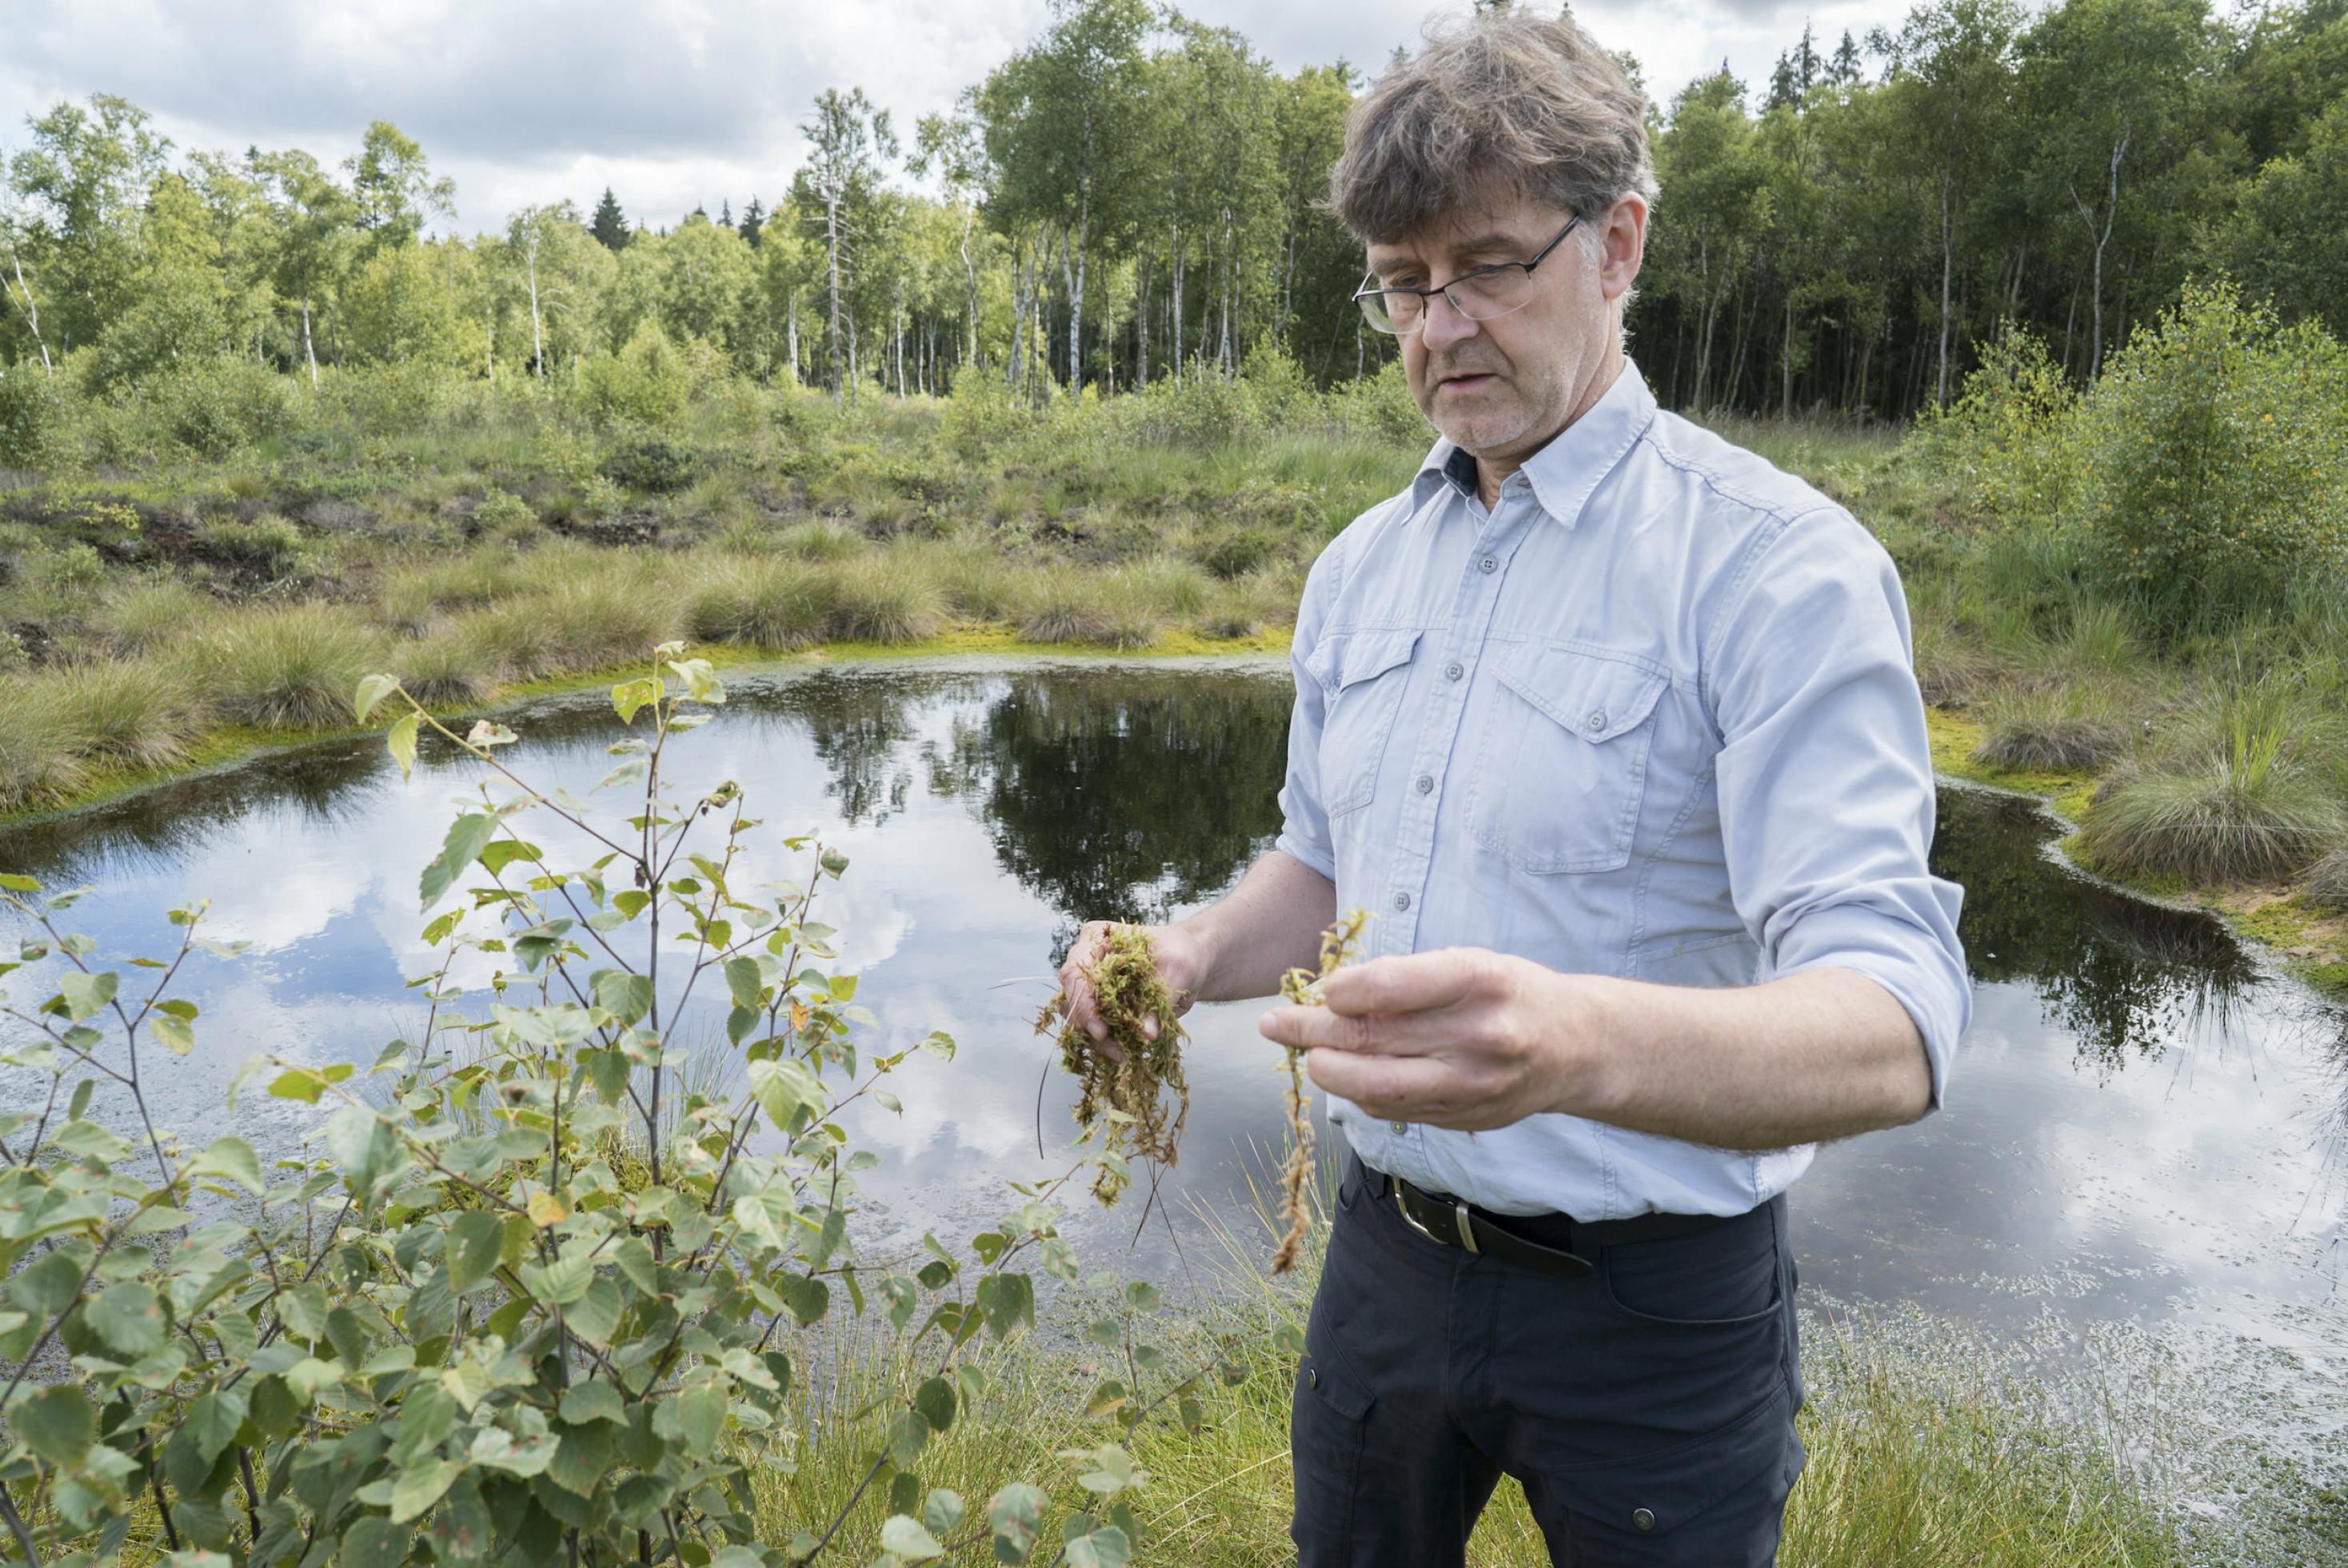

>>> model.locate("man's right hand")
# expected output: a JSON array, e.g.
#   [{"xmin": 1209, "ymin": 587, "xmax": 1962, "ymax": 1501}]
[{"xmin": 1055, "ymin": 920, "xmax": 1213, "ymax": 1059}]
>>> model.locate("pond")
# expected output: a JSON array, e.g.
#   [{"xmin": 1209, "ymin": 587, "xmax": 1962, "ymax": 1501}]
[{"xmin": 4, "ymin": 657, "xmax": 2345, "ymax": 1458}]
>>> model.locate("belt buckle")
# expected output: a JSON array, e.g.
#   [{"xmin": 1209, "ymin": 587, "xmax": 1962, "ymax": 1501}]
[{"xmin": 1392, "ymin": 1186, "xmax": 1480, "ymax": 1254}]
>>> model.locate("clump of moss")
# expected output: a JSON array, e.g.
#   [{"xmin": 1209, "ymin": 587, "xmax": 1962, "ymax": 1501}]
[
  {"xmin": 1038, "ymin": 924, "xmax": 1189, "ymax": 1203},
  {"xmin": 1273, "ymin": 908, "xmax": 1370, "ymax": 1275}
]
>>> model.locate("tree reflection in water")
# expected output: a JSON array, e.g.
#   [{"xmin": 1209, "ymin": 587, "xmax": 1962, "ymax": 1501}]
[
  {"xmin": 927, "ymin": 669, "xmax": 1288, "ymax": 956},
  {"xmin": 1928, "ymin": 787, "xmax": 2261, "ymax": 1071},
  {"xmin": 0, "ymin": 665, "xmax": 2306, "ymax": 1097}
]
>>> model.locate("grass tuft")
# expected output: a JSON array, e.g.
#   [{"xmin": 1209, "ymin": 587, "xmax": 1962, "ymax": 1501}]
[
  {"xmin": 198, "ymin": 604, "xmax": 382, "ymax": 730},
  {"xmin": 48, "ymin": 659, "xmax": 200, "ymax": 772},
  {"xmin": 0, "ymin": 678, "xmax": 94, "ymax": 812},
  {"xmin": 825, "ymin": 553, "xmax": 945, "ymax": 644},
  {"xmin": 2301, "ymin": 845, "xmax": 2348, "ymax": 914},
  {"xmin": 685, "ymin": 555, "xmax": 837, "ymax": 649},
  {"xmin": 1974, "ymin": 684, "xmax": 2134, "ymax": 772}
]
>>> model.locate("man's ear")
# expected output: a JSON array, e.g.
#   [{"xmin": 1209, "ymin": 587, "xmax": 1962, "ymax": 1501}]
[{"xmin": 1599, "ymin": 194, "xmax": 1647, "ymax": 304}]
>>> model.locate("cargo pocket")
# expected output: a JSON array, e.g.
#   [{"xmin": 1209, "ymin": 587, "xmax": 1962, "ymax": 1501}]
[
  {"xmin": 1470, "ymin": 644, "xmax": 1669, "ymax": 874},
  {"xmin": 1535, "ymin": 1383, "xmax": 1803, "ymax": 1560},
  {"xmin": 1288, "ymin": 1322, "xmax": 1378, "ymax": 1559}
]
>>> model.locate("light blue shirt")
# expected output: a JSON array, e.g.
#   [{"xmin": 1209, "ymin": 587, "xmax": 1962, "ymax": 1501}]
[{"xmin": 1275, "ymin": 355, "xmax": 1970, "ymax": 1220}]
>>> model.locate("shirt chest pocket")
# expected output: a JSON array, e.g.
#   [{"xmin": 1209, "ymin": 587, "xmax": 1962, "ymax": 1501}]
[
  {"xmin": 1470, "ymin": 644, "xmax": 1671, "ymax": 874},
  {"xmin": 1309, "ymin": 628, "xmax": 1422, "ymax": 819}
]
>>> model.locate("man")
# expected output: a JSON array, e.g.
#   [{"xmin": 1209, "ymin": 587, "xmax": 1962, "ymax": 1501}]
[{"xmin": 1055, "ymin": 12, "xmax": 1969, "ymax": 1565}]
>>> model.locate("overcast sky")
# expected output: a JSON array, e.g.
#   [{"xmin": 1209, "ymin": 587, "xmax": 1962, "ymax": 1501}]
[{"xmin": 1, "ymin": 0, "xmax": 1917, "ymax": 237}]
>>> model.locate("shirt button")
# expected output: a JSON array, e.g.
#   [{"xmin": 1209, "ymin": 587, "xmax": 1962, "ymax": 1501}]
[
  {"xmin": 1478, "ymin": 555, "xmax": 1497, "ymax": 573},
  {"xmin": 1392, "ymin": 892, "xmax": 1411, "ymax": 912},
  {"xmin": 1587, "ymin": 709, "xmax": 1607, "ymax": 732},
  {"xmin": 1388, "ymin": 1120, "xmax": 1408, "ymax": 1135},
  {"xmin": 1445, "ymin": 662, "xmax": 1464, "ymax": 681},
  {"xmin": 1415, "ymin": 774, "xmax": 1433, "ymax": 794},
  {"xmin": 1631, "ymin": 1508, "xmax": 1656, "ymax": 1533}
]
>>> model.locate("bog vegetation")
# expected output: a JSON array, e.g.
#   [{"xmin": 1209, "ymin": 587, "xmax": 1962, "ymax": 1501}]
[{"xmin": 0, "ymin": 650, "xmax": 1242, "ymax": 1567}]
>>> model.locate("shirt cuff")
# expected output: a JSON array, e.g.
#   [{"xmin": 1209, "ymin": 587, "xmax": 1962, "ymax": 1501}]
[{"xmin": 1274, "ymin": 825, "xmax": 1336, "ymax": 884}]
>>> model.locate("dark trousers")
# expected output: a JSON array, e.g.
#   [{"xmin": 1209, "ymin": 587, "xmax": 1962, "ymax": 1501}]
[{"xmin": 1289, "ymin": 1155, "xmax": 1805, "ymax": 1566}]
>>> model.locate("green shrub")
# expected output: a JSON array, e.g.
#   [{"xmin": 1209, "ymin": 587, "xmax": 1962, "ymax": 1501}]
[
  {"xmin": 26, "ymin": 541, "xmax": 107, "ymax": 595},
  {"xmin": 151, "ymin": 357, "xmax": 301, "ymax": 457},
  {"xmin": 201, "ymin": 513, "xmax": 308, "ymax": 575},
  {"xmin": 574, "ymin": 317, "xmax": 692, "ymax": 427},
  {"xmin": 602, "ymin": 429, "xmax": 697, "ymax": 494},
  {"xmin": 1915, "ymin": 328, "xmax": 2082, "ymax": 529},
  {"xmin": 1324, "ymin": 358, "xmax": 1429, "ymax": 448},
  {"xmin": 0, "ymin": 364, "xmax": 79, "ymax": 470},
  {"xmin": 0, "ymin": 658, "xmax": 1180, "ymax": 1568},
  {"xmin": 2070, "ymin": 277, "xmax": 2348, "ymax": 631},
  {"xmin": 1189, "ymin": 525, "xmax": 1286, "ymax": 580},
  {"xmin": 469, "ymin": 486, "xmax": 541, "ymax": 545}
]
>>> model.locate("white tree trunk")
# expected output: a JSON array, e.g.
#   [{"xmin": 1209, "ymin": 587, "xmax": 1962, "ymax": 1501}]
[
  {"xmin": 527, "ymin": 232, "xmax": 545, "ymax": 377},
  {"xmin": 302, "ymin": 296, "xmax": 318, "ymax": 388},
  {"xmin": 825, "ymin": 190, "xmax": 845, "ymax": 400},
  {"xmin": 5, "ymin": 249, "xmax": 52, "ymax": 373}
]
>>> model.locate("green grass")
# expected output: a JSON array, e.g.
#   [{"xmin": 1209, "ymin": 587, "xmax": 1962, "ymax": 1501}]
[
  {"xmin": 747, "ymin": 1181, "xmax": 2186, "ymax": 1568},
  {"xmin": 686, "ymin": 554, "xmax": 838, "ymax": 650},
  {"xmin": 196, "ymin": 604, "xmax": 383, "ymax": 731},
  {"xmin": 825, "ymin": 553, "xmax": 947, "ymax": 644},
  {"xmin": 0, "ymin": 677, "xmax": 94, "ymax": 811},
  {"xmin": 1972, "ymin": 679, "xmax": 2138, "ymax": 773},
  {"xmin": 2304, "ymin": 846, "xmax": 2348, "ymax": 913},
  {"xmin": 47, "ymin": 657, "xmax": 199, "ymax": 772}
]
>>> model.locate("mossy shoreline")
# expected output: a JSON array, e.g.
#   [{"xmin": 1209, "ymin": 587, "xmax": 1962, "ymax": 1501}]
[
  {"xmin": 0, "ymin": 628, "xmax": 1288, "ymax": 832},
  {"xmin": 1927, "ymin": 707, "xmax": 2348, "ymax": 999}
]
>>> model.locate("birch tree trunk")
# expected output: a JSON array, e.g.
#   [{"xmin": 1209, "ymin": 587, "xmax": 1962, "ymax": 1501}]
[
  {"xmin": 1935, "ymin": 174, "xmax": 1955, "ymax": 410},
  {"xmin": 825, "ymin": 190, "xmax": 845, "ymax": 400},
  {"xmin": 302, "ymin": 297, "xmax": 319, "ymax": 388},
  {"xmin": 4, "ymin": 249, "xmax": 52, "ymax": 374},
  {"xmin": 527, "ymin": 230, "xmax": 545, "ymax": 378},
  {"xmin": 1069, "ymin": 182, "xmax": 1090, "ymax": 391}
]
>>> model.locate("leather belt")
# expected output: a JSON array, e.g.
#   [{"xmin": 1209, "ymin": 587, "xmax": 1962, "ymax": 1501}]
[{"xmin": 1363, "ymin": 1160, "xmax": 1732, "ymax": 1279}]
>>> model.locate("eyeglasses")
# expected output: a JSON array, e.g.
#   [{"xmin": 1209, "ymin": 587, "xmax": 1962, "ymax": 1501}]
[{"xmin": 1352, "ymin": 214, "xmax": 1584, "ymax": 335}]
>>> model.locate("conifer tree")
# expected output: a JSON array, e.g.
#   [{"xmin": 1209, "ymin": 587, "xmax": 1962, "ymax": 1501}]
[{"xmin": 589, "ymin": 186, "xmax": 629, "ymax": 250}]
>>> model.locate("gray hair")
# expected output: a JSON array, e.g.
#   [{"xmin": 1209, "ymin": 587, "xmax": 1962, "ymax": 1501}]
[{"xmin": 1329, "ymin": 12, "xmax": 1658, "ymax": 249}]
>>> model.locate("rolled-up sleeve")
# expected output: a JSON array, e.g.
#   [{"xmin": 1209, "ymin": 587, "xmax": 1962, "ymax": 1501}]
[
  {"xmin": 1273, "ymin": 538, "xmax": 1344, "ymax": 883},
  {"xmin": 1705, "ymin": 506, "xmax": 1971, "ymax": 1108}
]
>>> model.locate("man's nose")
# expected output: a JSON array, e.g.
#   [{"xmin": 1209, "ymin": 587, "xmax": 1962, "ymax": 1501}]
[{"xmin": 1420, "ymin": 289, "xmax": 1480, "ymax": 351}]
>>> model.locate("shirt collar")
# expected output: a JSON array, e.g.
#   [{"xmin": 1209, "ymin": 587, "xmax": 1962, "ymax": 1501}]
[{"xmin": 1411, "ymin": 355, "xmax": 1659, "ymax": 529}]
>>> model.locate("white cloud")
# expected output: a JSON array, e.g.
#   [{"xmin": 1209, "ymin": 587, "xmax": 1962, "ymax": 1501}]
[{"xmin": 0, "ymin": 0, "xmax": 1919, "ymax": 236}]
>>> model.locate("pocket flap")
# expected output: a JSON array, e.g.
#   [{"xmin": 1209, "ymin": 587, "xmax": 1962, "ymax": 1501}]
[
  {"xmin": 1496, "ymin": 646, "xmax": 1668, "ymax": 743},
  {"xmin": 1543, "ymin": 1383, "xmax": 1798, "ymax": 1538},
  {"xmin": 1312, "ymin": 628, "xmax": 1423, "ymax": 694}
]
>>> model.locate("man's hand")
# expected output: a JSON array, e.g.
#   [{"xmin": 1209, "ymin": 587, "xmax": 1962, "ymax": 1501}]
[
  {"xmin": 1256, "ymin": 947, "xmax": 1599, "ymax": 1132},
  {"xmin": 1054, "ymin": 921, "xmax": 1214, "ymax": 1059}
]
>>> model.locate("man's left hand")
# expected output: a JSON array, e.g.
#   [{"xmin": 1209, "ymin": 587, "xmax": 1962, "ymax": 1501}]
[{"xmin": 1256, "ymin": 948, "xmax": 1605, "ymax": 1132}]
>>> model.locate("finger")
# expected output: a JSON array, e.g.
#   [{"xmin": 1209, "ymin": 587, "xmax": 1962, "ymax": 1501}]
[
  {"xmin": 1257, "ymin": 1004, "xmax": 1439, "ymax": 1058},
  {"xmin": 1140, "ymin": 1014, "xmax": 1158, "ymax": 1043},
  {"xmin": 1318, "ymin": 948, "xmax": 1489, "ymax": 1018},
  {"xmin": 1302, "ymin": 1048, "xmax": 1460, "ymax": 1120}
]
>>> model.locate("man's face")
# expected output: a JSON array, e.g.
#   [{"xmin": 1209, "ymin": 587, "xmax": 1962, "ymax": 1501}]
[{"xmin": 1366, "ymin": 191, "xmax": 1625, "ymax": 464}]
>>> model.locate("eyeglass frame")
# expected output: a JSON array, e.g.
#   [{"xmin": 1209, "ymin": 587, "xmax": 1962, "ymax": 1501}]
[{"xmin": 1351, "ymin": 213, "xmax": 1586, "ymax": 335}]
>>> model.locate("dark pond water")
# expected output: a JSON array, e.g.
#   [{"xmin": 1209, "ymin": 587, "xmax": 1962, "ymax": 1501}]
[{"xmin": 5, "ymin": 658, "xmax": 2346, "ymax": 1449}]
